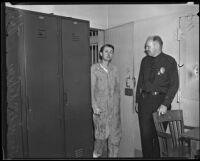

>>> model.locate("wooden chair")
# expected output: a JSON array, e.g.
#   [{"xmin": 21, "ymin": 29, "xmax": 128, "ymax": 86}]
[{"xmin": 152, "ymin": 110, "xmax": 195, "ymax": 158}]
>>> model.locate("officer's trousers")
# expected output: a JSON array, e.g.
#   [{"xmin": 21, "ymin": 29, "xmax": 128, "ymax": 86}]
[{"xmin": 138, "ymin": 92, "xmax": 171, "ymax": 158}]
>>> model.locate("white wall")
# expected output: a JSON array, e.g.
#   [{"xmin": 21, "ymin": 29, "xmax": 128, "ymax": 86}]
[
  {"xmin": 107, "ymin": 4, "xmax": 199, "ymax": 29},
  {"xmin": 179, "ymin": 15, "xmax": 199, "ymax": 127}
]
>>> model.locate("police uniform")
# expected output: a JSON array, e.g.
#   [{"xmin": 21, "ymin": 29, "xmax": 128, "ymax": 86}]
[{"xmin": 136, "ymin": 52, "xmax": 179, "ymax": 158}]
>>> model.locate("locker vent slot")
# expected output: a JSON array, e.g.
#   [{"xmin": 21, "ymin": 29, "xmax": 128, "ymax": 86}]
[
  {"xmin": 75, "ymin": 148, "xmax": 83, "ymax": 158},
  {"xmin": 72, "ymin": 33, "xmax": 80, "ymax": 41},
  {"xmin": 37, "ymin": 29, "xmax": 46, "ymax": 38}
]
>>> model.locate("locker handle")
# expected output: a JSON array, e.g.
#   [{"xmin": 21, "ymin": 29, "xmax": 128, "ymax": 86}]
[{"xmin": 64, "ymin": 92, "xmax": 68, "ymax": 106}]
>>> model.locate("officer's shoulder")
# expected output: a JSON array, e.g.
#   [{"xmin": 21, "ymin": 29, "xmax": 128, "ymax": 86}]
[
  {"xmin": 162, "ymin": 53, "xmax": 177, "ymax": 63},
  {"xmin": 142, "ymin": 55, "xmax": 151, "ymax": 62}
]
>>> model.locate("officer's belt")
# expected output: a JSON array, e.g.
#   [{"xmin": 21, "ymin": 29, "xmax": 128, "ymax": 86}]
[{"xmin": 141, "ymin": 91, "xmax": 165, "ymax": 96}]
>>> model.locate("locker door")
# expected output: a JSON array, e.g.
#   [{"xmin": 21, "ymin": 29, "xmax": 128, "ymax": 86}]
[
  {"xmin": 24, "ymin": 13, "xmax": 65, "ymax": 158},
  {"xmin": 62, "ymin": 18, "xmax": 93, "ymax": 157}
]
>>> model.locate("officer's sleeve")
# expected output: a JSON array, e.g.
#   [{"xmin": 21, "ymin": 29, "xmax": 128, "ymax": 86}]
[
  {"xmin": 91, "ymin": 65, "xmax": 98, "ymax": 112},
  {"xmin": 136, "ymin": 59, "xmax": 144, "ymax": 103},
  {"xmin": 162, "ymin": 59, "xmax": 179, "ymax": 108}
]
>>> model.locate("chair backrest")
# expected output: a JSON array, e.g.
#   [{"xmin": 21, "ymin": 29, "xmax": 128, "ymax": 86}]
[{"xmin": 152, "ymin": 110, "xmax": 185, "ymax": 156}]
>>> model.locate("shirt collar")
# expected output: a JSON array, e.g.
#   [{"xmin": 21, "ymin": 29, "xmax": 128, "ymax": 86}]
[
  {"xmin": 155, "ymin": 52, "xmax": 163, "ymax": 58},
  {"xmin": 152, "ymin": 52, "xmax": 163, "ymax": 61},
  {"xmin": 98, "ymin": 62, "xmax": 113, "ymax": 73},
  {"xmin": 100, "ymin": 63, "xmax": 108, "ymax": 73}
]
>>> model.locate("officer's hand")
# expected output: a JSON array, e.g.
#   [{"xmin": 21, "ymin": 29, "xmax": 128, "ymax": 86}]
[
  {"xmin": 135, "ymin": 103, "xmax": 138, "ymax": 113},
  {"xmin": 93, "ymin": 108, "xmax": 101, "ymax": 115},
  {"xmin": 157, "ymin": 104, "xmax": 167, "ymax": 116}
]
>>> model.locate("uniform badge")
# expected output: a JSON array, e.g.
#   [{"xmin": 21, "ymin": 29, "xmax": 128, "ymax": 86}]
[{"xmin": 160, "ymin": 67, "xmax": 165, "ymax": 74}]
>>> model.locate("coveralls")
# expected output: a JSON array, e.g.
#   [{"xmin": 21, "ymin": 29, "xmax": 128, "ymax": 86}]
[{"xmin": 91, "ymin": 63, "xmax": 122, "ymax": 157}]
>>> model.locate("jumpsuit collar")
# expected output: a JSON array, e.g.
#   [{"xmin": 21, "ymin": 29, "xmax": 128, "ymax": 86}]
[
  {"xmin": 98, "ymin": 62, "xmax": 113, "ymax": 74},
  {"xmin": 100, "ymin": 63, "xmax": 108, "ymax": 73}
]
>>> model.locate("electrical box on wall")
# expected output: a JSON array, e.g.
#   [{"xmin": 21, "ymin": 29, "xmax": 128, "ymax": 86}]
[
  {"xmin": 125, "ymin": 88, "xmax": 133, "ymax": 96},
  {"xmin": 124, "ymin": 68, "xmax": 134, "ymax": 96}
]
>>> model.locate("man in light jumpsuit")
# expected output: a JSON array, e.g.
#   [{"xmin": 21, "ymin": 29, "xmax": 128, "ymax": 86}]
[{"xmin": 91, "ymin": 44, "xmax": 122, "ymax": 158}]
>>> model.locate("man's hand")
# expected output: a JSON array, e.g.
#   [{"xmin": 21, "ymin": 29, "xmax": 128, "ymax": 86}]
[
  {"xmin": 93, "ymin": 108, "xmax": 101, "ymax": 115},
  {"xmin": 157, "ymin": 104, "xmax": 167, "ymax": 116},
  {"xmin": 135, "ymin": 103, "xmax": 138, "ymax": 113}
]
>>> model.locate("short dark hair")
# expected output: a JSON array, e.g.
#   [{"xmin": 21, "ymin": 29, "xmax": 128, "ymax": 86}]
[
  {"xmin": 99, "ymin": 44, "xmax": 114, "ymax": 60},
  {"xmin": 153, "ymin": 35, "xmax": 163, "ymax": 48},
  {"xmin": 145, "ymin": 35, "xmax": 163, "ymax": 49},
  {"xmin": 99, "ymin": 44, "xmax": 114, "ymax": 53}
]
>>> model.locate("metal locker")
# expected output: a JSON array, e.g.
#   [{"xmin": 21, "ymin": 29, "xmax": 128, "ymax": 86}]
[
  {"xmin": 61, "ymin": 17, "xmax": 93, "ymax": 158},
  {"xmin": 6, "ymin": 7, "xmax": 65, "ymax": 158},
  {"xmin": 22, "ymin": 11, "xmax": 65, "ymax": 158},
  {"xmin": 6, "ymin": 7, "xmax": 93, "ymax": 159}
]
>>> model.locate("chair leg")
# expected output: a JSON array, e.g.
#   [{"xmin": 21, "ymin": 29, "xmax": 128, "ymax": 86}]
[{"xmin": 195, "ymin": 149, "xmax": 200, "ymax": 159}]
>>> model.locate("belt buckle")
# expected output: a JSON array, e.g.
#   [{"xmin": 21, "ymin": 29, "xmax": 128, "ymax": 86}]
[{"xmin": 142, "ymin": 93, "xmax": 145, "ymax": 98}]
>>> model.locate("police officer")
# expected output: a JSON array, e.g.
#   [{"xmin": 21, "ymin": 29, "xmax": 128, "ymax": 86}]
[{"xmin": 135, "ymin": 35, "xmax": 179, "ymax": 158}]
